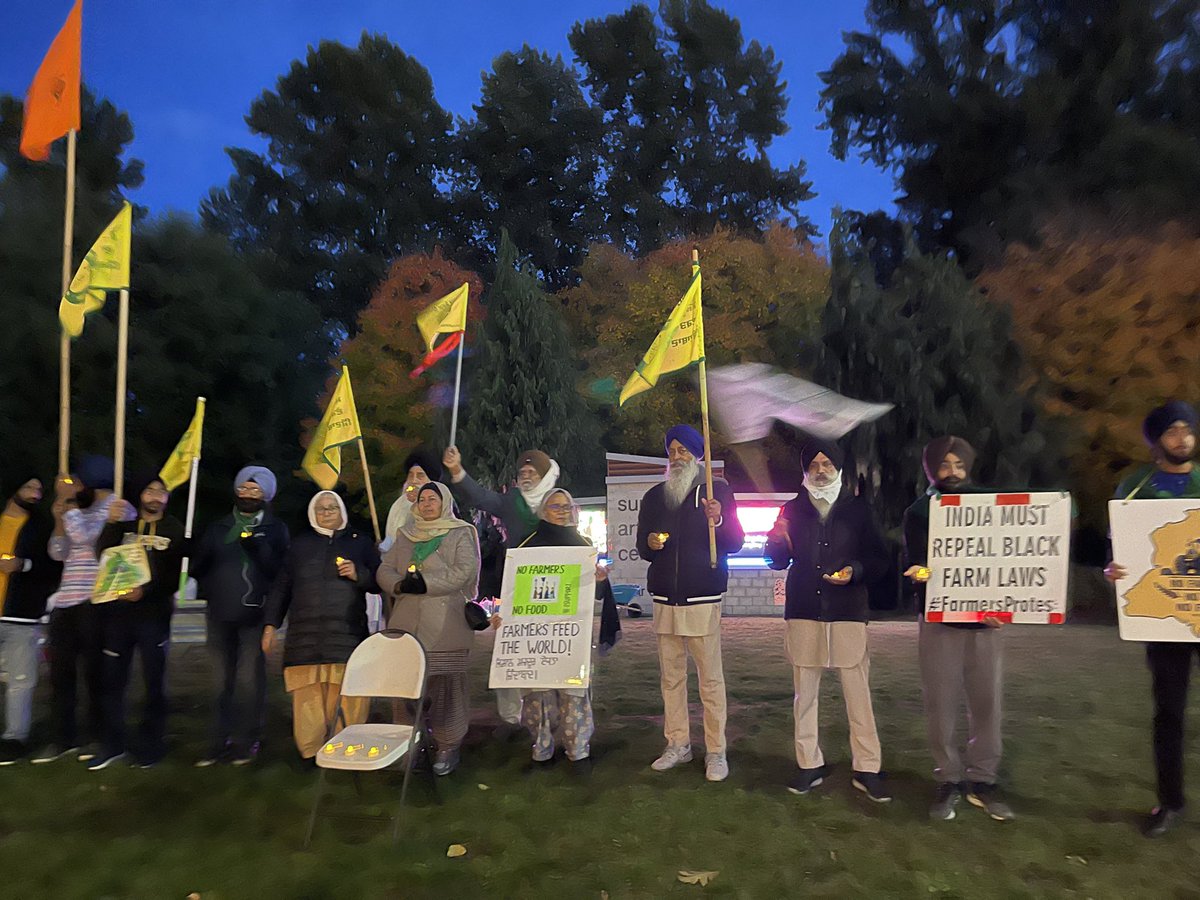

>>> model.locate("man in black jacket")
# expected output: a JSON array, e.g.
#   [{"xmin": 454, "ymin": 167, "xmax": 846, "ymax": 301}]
[
  {"xmin": 765, "ymin": 440, "xmax": 891, "ymax": 802},
  {"xmin": 636, "ymin": 424, "xmax": 744, "ymax": 782},
  {"xmin": 91, "ymin": 474, "xmax": 185, "ymax": 770},
  {"xmin": 0, "ymin": 475, "xmax": 61, "ymax": 765},
  {"xmin": 191, "ymin": 466, "xmax": 289, "ymax": 766}
]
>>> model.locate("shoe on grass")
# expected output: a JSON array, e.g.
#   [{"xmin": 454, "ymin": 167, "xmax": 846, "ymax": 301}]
[
  {"xmin": 651, "ymin": 744, "xmax": 692, "ymax": 772},
  {"xmin": 704, "ymin": 753, "xmax": 729, "ymax": 782},
  {"xmin": 852, "ymin": 771, "xmax": 892, "ymax": 803},
  {"xmin": 194, "ymin": 741, "xmax": 233, "ymax": 768},
  {"xmin": 77, "ymin": 743, "xmax": 101, "ymax": 762},
  {"xmin": 1143, "ymin": 805, "xmax": 1183, "ymax": 838},
  {"xmin": 231, "ymin": 741, "xmax": 261, "ymax": 767},
  {"xmin": 787, "ymin": 766, "xmax": 827, "ymax": 795},
  {"xmin": 30, "ymin": 744, "xmax": 81, "ymax": 765},
  {"xmin": 432, "ymin": 747, "xmax": 460, "ymax": 776},
  {"xmin": 87, "ymin": 751, "xmax": 127, "ymax": 772},
  {"xmin": 0, "ymin": 739, "xmax": 29, "ymax": 766},
  {"xmin": 929, "ymin": 781, "xmax": 961, "ymax": 820},
  {"xmin": 966, "ymin": 782, "xmax": 1015, "ymax": 821}
]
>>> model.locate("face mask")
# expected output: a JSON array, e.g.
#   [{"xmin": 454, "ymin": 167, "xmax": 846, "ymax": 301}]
[
  {"xmin": 235, "ymin": 497, "xmax": 265, "ymax": 514},
  {"xmin": 76, "ymin": 487, "xmax": 97, "ymax": 509}
]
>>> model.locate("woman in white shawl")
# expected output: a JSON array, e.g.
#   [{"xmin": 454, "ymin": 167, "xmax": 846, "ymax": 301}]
[{"xmin": 377, "ymin": 481, "xmax": 480, "ymax": 776}]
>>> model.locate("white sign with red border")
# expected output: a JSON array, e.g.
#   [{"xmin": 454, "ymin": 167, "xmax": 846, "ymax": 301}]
[{"xmin": 925, "ymin": 491, "xmax": 1072, "ymax": 624}]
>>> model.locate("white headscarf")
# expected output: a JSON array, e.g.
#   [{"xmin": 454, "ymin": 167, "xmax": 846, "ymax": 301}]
[
  {"xmin": 519, "ymin": 459, "xmax": 561, "ymax": 514},
  {"xmin": 308, "ymin": 490, "xmax": 348, "ymax": 537}
]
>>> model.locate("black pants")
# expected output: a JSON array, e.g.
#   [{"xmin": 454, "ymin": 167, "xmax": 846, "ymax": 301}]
[
  {"xmin": 207, "ymin": 619, "xmax": 266, "ymax": 750},
  {"xmin": 48, "ymin": 603, "xmax": 103, "ymax": 748},
  {"xmin": 1147, "ymin": 641, "xmax": 1200, "ymax": 810},
  {"xmin": 101, "ymin": 607, "xmax": 170, "ymax": 761}
]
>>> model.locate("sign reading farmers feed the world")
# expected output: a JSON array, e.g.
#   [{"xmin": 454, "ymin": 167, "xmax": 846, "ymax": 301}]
[
  {"xmin": 1110, "ymin": 499, "xmax": 1200, "ymax": 642},
  {"xmin": 924, "ymin": 492, "xmax": 1072, "ymax": 624},
  {"xmin": 489, "ymin": 546, "xmax": 597, "ymax": 690}
]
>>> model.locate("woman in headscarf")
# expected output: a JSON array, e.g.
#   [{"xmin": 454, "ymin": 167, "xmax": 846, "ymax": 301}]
[
  {"xmin": 377, "ymin": 481, "xmax": 481, "ymax": 776},
  {"xmin": 380, "ymin": 450, "xmax": 443, "ymax": 552},
  {"xmin": 262, "ymin": 490, "xmax": 380, "ymax": 762},
  {"xmin": 507, "ymin": 488, "xmax": 620, "ymax": 771}
]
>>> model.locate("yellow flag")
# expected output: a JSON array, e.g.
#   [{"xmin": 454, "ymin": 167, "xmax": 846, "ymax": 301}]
[
  {"xmin": 158, "ymin": 398, "xmax": 206, "ymax": 491},
  {"xmin": 416, "ymin": 282, "xmax": 469, "ymax": 352},
  {"xmin": 59, "ymin": 202, "xmax": 132, "ymax": 338},
  {"xmin": 619, "ymin": 267, "xmax": 705, "ymax": 406},
  {"xmin": 302, "ymin": 367, "xmax": 363, "ymax": 490}
]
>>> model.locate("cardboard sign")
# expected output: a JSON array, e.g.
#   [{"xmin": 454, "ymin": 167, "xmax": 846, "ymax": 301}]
[
  {"xmin": 924, "ymin": 492, "xmax": 1072, "ymax": 624},
  {"xmin": 488, "ymin": 546, "xmax": 597, "ymax": 690},
  {"xmin": 1110, "ymin": 499, "xmax": 1200, "ymax": 642},
  {"xmin": 92, "ymin": 543, "xmax": 151, "ymax": 604}
]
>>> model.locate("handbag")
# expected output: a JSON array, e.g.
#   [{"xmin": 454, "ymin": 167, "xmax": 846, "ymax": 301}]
[
  {"xmin": 397, "ymin": 565, "xmax": 427, "ymax": 595},
  {"xmin": 464, "ymin": 599, "xmax": 490, "ymax": 631}
]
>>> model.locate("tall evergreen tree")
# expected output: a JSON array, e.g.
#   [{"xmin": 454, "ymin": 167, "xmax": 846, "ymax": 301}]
[{"xmin": 457, "ymin": 232, "xmax": 602, "ymax": 495}]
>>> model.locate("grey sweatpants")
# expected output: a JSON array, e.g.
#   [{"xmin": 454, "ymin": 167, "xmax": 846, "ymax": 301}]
[{"xmin": 918, "ymin": 622, "xmax": 1003, "ymax": 784}]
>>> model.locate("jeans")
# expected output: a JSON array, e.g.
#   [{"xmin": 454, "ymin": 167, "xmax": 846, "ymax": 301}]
[
  {"xmin": 100, "ymin": 607, "xmax": 170, "ymax": 760},
  {"xmin": 48, "ymin": 604, "xmax": 103, "ymax": 748},
  {"xmin": 206, "ymin": 619, "xmax": 266, "ymax": 750},
  {"xmin": 0, "ymin": 622, "xmax": 41, "ymax": 741}
]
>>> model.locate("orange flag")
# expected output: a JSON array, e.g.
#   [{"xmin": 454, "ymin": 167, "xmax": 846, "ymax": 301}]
[{"xmin": 19, "ymin": 0, "xmax": 82, "ymax": 161}]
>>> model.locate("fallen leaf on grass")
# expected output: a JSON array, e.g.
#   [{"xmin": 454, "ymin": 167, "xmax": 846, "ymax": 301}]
[
  {"xmin": 829, "ymin": 850, "xmax": 837, "ymax": 861},
  {"xmin": 447, "ymin": 844, "xmax": 467, "ymax": 858},
  {"xmin": 187, "ymin": 894, "xmax": 201, "ymax": 900},
  {"xmin": 678, "ymin": 870, "xmax": 719, "ymax": 886},
  {"xmin": 1065, "ymin": 855, "xmax": 1088, "ymax": 866},
  {"xmin": 477, "ymin": 783, "xmax": 490, "ymax": 791}
]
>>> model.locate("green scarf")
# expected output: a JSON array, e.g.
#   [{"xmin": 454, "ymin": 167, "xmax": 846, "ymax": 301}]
[
  {"xmin": 410, "ymin": 535, "xmax": 444, "ymax": 568},
  {"xmin": 513, "ymin": 492, "xmax": 539, "ymax": 531},
  {"xmin": 225, "ymin": 509, "xmax": 262, "ymax": 544}
]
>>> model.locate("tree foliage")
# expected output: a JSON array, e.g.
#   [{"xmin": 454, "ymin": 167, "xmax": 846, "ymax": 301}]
[
  {"xmin": 820, "ymin": 0, "xmax": 1200, "ymax": 266},
  {"xmin": 977, "ymin": 220, "xmax": 1200, "ymax": 528}
]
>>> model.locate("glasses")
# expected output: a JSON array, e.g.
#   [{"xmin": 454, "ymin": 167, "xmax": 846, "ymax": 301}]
[
  {"xmin": 545, "ymin": 504, "xmax": 573, "ymax": 513},
  {"xmin": 143, "ymin": 486, "xmax": 168, "ymax": 497},
  {"xmin": 314, "ymin": 505, "xmax": 341, "ymax": 514},
  {"xmin": 235, "ymin": 484, "xmax": 264, "ymax": 497}
]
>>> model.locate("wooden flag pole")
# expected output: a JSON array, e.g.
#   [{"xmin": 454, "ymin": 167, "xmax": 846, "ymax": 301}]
[
  {"xmin": 113, "ymin": 288, "xmax": 130, "ymax": 498},
  {"xmin": 58, "ymin": 128, "xmax": 77, "ymax": 476},
  {"xmin": 693, "ymin": 247, "xmax": 717, "ymax": 568},
  {"xmin": 357, "ymin": 437, "xmax": 381, "ymax": 543},
  {"xmin": 449, "ymin": 332, "xmax": 465, "ymax": 448},
  {"xmin": 177, "ymin": 397, "xmax": 205, "ymax": 599}
]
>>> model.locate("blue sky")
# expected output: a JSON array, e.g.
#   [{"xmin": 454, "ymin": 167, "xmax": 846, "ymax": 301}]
[{"xmin": 0, "ymin": 0, "xmax": 896, "ymax": 242}]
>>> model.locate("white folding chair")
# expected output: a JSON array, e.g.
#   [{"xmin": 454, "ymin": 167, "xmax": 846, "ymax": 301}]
[{"xmin": 304, "ymin": 629, "xmax": 428, "ymax": 847}]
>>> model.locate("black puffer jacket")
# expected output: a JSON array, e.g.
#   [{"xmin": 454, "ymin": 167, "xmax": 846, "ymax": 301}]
[{"xmin": 264, "ymin": 526, "xmax": 381, "ymax": 667}]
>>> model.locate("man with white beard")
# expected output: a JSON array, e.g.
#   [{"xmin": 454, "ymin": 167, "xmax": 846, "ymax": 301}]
[
  {"xmin": 443, "ymin": 445, "xmax": 563, "ymax": 736},
  {"xmin": 765, "ymin": 440, "xmax": 891, "ymax": 802},
  {"xmin": 636, "ymin": 425, "xmax": 744, "ymax": 782}
]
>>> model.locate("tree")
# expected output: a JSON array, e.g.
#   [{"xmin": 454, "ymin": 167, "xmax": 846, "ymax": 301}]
[
  {"xmin": 814, "ymin": 214, "xmax": 1065, "ymax": 530},
  {"xmin": 202, "ymin": 34, "xmax": 455, "ymax": 329},
  {"xmin": 820, "ymin": 0, "xmax": 1200, "ymax": 267},
  {"xmin": 456, "ymin": 232, "xmax": 603, "ymax": 494},
  {"xmin": 304, "ymin": 250, "xmax": 486, "ymax": 502},
  {"xmin": 570, "ymin": 0, "xmax": 816, "ymax": 254},
  {"xmin": 977, "ymin": 220, "xmax": 1200, "ymax": 530},
  {"xmin": 453, "ymin": 47, "xmax": 605, "ymax": 290},
  {"xmin": 559, "ymin": 225, "xmax": 828, "ymax": 471}
]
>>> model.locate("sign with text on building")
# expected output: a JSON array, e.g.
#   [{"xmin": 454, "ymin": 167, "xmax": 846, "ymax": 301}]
[
  {"xmin": 1110, "ymin": 499, "xmax": 1200, "ymax": 642},
  {"xmin": 488, "ymin": 546, "xmax": 597, "ymax": 690},
  {"xmin": 925, "ymin": 492, "xmax": 1072, "ymax": 624}
]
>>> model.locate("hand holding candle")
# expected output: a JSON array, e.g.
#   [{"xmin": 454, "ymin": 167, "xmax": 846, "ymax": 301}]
[{"xmin": 335, "ymin": 555, "xmax": 357, "ymax": 581}]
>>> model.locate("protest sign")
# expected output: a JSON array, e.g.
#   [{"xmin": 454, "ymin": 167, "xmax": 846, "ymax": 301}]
[
  {"xmin": 488, "ymin": 545, "xmax": 597, "ymax": 690},
  {"xmin": 92, "ymin": 543, "xmax": 151, "ymax": 604},
  {"xmin": 924, "ymin": 492, "xmax": 1072, "ymax": 624},
  {"xmin": 1110, "ymin": 499, "xmax": 1200, "ymax": 642}
]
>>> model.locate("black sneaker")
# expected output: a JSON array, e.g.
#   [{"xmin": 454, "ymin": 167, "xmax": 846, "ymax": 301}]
[
  {"xmin": 966, "ymin": 782, "xmax": 1016, "ymax": 822},
  {"xmin": 231, "ymin": 741, "xmax": 261, "ymax": 767},
  {"xmin": 195, "ymin": 741, "xmax": 234, "ymax": 768},
  {"xmin": 852, "ymin": 771, "xmax": 893, "ymax": 803},
  {"xmin": 77, "ymin": 743, "xmax": 101, "ymax": 763},
  {"xmin": 87, "ymin": 751, "xmax": 127, "ymax": 772},
  {"xmin": 1143, "ymin": 805, "xmax": 1183, "ymax": 838},
  {"xmin": 0, "ymin": 740, "xmax": 29, "ymax": 766},
  {"xmin": 30, "ymin": 744, "xmax": 81, "ymax": 765},
  {"xmin": 787, "ymin": 766, "xmax": 827, "ymax": 795},
  {"xmin": 930, "ymin": 781, "xmax": 962, "ymax": 820}
]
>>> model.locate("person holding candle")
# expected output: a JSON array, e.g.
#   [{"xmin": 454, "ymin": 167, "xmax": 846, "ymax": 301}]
[{"xmin": 263, "ymin": 490, "xmax": 379, "ymax": 764}]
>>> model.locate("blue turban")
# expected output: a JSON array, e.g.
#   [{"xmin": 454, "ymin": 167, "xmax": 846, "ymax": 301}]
[
  {"xmin": 234, "ymin": 465, "xmax": 277, "ymax": 502},
  {"xmin": 77, "ymin": 455, "xmax": 115, "ymax": 490},
  {"xmin": 1144, "ymin": 401, "xmax": 1198, "ymax": 445},
  {"xmin": 665, "ymin": 425, "xmax": 705, "ymax": 460}
]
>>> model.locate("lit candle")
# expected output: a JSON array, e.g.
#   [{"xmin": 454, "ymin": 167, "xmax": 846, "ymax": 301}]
[
  {"xmin": 407, "ymin": 564, "xmax": 417, "ymax": 573},
  {"xmin": 657, "ymin": 532, "xmax": 670, "ymax": 543}
]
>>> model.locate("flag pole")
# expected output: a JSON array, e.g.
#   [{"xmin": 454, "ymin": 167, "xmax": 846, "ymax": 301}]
[
  {"xmin": 694, "ymin": 247, "xmax": 717, "ymax": 568},
  {"xmin": 449, "ymin": 332, "xmax": 465, "ymax": 447},
  {"xmin": 176, "ymin": 398, "xmax": 205, "ymax": 598},
  {"xmin": 113, "ymin": 288, "xmax": 130, "ymax": 497},
  {"xmin": 357, "ymin": 437, "xmax": 381, "ymax": 543},
  {"xmin": 58, "ymin": 128, "xmax": 77, "ymax": 475}
]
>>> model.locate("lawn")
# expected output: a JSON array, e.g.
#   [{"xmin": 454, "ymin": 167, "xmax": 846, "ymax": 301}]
[{"xmin": 3, "ymin": 618, "xmax": 1199, "ymax": 899}]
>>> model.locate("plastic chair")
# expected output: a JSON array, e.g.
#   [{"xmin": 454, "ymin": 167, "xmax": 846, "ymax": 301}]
[{"xmin": 303, "ymin": 629, "xmax": 428, "ymax": 847}]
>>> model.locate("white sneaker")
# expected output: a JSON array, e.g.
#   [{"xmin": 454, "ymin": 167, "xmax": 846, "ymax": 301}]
[
  {"xmin": 651, "ymin": 745, "xmax": 693, "ymax": 771},
  {"xmin": 705, "ymin": 753, "xmax": 729, "ymax": 782}
]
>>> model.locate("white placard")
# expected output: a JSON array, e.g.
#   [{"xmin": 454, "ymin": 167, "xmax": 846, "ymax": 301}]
[
  {"xmin": 488, "ymin": 546, "xmax": 597, "ymax": 690},
  {"xmin": 925, "ymin": 492, "xmax": 1072, "ymax": 624},
  {"xmin": 1110, "ymin": 499, "xmax": 1200, "ymax": 642}
]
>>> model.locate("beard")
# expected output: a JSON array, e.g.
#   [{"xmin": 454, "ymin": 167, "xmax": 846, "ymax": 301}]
[
  {"xmin": 235, "ymin": 497, "xmax": 265, "ymax": 514},
  {"xmin": 664, "ymin": 459, "xmax": 700, "ymax": 510},
  {"xmin": 1162, "ymin": 447, "xmax": 1195, "ymax": 466},
  {"xmin": 14, "ymin": 496, "xmax": 41, "ymax": 511},
  {"xmin": 936, "ymin": 476, "xmax": 967, "ymax": 492},
  {"xmin": 76, "ymin": 487, "xmax": 97, "ymax": 509}
]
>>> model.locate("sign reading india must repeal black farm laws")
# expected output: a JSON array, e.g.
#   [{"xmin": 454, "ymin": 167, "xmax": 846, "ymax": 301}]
[
  {"xmin": 488, "ymin": 546, "xmax": 597, "ymax": 690},
  {"xmin": 925, "ymin": 492, "xmax": 1072, "ymax": 624},
  {"xmin": 1110, "ymin": 499, "xmax": 1200, "ymax": 642}
]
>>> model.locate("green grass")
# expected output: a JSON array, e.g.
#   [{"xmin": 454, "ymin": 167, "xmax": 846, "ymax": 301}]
[{"xmin": 4, "ymin": 619, "xmax": 1200, "ymax": 899}]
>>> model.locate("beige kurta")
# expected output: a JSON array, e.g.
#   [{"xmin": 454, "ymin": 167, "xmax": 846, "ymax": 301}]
[
  {"xmin": 785, "ymin": 620, "xmax": 868, "ymax": 669},
  {"xmin": 653, "ymin": 601, "xmax": 722, "ymax": 637}
]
